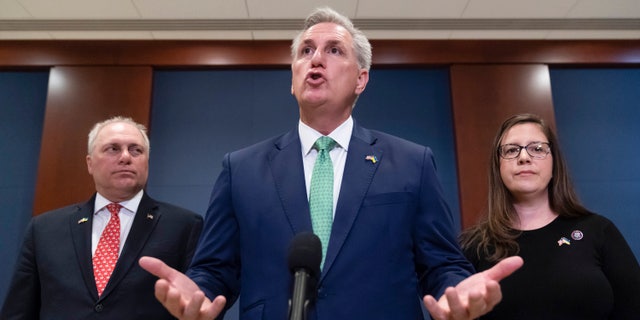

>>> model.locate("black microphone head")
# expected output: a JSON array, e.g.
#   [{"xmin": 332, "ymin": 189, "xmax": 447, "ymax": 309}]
[{"xmin": 287, "ymin": 232, "xmax": 322, "ymax": 278}]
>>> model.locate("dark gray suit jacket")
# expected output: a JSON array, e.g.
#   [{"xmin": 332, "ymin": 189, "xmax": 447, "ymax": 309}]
[{"xmin": 1, "ymin": 192, "xmax": 203, "ymax": 320}]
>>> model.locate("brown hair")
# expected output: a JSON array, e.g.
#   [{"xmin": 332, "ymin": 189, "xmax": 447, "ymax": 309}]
[{"xmin": 459, "ymin": 113, "xmax": 592, "ymax": 262}]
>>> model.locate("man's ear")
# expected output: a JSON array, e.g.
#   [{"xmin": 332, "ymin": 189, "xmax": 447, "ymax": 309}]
[
  {"xmin": 86, "ymin": 155, "xmax": 93, "ymax": 175},
  {"xmin": 355, "ymin": 69, "xmax": 369, "ymax": 95}
]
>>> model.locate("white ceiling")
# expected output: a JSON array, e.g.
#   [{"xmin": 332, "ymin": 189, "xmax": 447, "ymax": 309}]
[{"xmin": 0, "ymin": 0, "xmax": 639, "ymax": 40}]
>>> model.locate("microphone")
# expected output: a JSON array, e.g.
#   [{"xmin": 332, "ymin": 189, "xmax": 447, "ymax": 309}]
[{"xmin": 288, "ymin": 232, "xmax": 322, "ymax": 320}]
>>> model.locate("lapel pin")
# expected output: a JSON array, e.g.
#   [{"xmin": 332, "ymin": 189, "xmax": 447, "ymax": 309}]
[
  {"xmin": 78, "ymin": 217, "xmax": 89, "ymax": 224},
  {"xmin": 365, "ymin": 155, "xmax": 378, "ymax": 164},
  {"xmin": 557, "ymin": 237, "xmax": 571, "ymax": 246},
  {"xmin": 146, "ymin": 213, "xmax": 154, "ymax": 220},
  {"xmin": 571, "ymin": 230, "xmax": 583, "ymax": 240}
]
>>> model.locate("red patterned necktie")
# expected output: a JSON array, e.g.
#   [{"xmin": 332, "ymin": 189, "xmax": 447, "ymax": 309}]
[{"xmin": 93, "ymin": 203, "xmax": 121, "ymax": 296}]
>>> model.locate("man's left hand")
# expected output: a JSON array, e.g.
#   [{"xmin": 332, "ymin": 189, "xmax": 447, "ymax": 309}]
[{"xmin": 423, "ymin": 256, "xmax": 524, "ymax": 320}]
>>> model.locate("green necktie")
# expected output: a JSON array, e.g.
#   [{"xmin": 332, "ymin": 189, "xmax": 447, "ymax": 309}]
[{"xmin": 309, "ymin": 136, "xmax": 337, "ymax": 268}]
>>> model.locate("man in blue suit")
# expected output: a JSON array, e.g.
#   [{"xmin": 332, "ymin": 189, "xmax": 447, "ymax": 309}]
[
  {"xmin": 1, "ymin": 117, "xmax": 203, "ymax": 320},
  {"xmin": 140, "ymin": 7, "xmax": 522, "ymax": 320}
]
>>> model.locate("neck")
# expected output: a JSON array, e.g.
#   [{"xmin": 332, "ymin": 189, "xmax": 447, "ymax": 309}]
[
  {"xmin": 512, "ymin": 197, "xmax": 558, "ymax": 231},
  {"xmin": 300, "ymin": 108, "xmax": 350, "ymax": 135},
  {"xmin": 99, "ymin": 187, "xmax": 141, "ymax": 203}
]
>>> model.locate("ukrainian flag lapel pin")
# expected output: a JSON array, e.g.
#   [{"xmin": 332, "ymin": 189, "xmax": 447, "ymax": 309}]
[
  {"xmin": 365, "ymin": 155, "xmax": 378, "ymax": 164},
  {"xmin": 557, "ymin": 237, "xmax": 571, "ymax": 246}
]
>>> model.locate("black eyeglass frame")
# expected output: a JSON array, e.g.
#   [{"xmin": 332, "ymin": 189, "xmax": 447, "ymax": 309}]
[{"xmin": 498, "ymin": 142, "xmax": 552, "ymax": 160}]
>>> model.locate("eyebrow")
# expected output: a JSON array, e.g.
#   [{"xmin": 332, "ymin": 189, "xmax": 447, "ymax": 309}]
[
  {"xmin": 502, "ymin": 141, "xmax": 548, "ymax": 145},
  {"xmin": 301, "ymin": 38, "xmax": 344, "ymax": 48}
]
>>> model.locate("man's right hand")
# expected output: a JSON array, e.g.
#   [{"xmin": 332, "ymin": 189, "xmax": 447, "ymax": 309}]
[{"xmin": 139, "ymin": 256, "xmax": 226, "ymax": 320}]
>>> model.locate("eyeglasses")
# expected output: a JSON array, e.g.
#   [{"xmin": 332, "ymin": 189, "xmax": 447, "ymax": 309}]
[{"xmin": 498, "ymin": 142, "xmax": 551, "ymax": 159}]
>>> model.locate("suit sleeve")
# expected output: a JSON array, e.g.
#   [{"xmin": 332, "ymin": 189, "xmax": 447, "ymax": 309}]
[
  {"xmin": 414, "ymin": 147, "xmax": 475, "ymax": 298},
  {"xmin": 0, "ymin": 219, "xmax": 40, "ymax": 320},
  {"xmin": 186, "ymin": 153, "xmax": 241, "ymax": 308}
]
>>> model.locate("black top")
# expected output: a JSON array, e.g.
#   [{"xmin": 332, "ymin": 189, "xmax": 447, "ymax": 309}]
[{"xmin": 464, "ymin": 214, "xmax": 640, "ymax": 320}]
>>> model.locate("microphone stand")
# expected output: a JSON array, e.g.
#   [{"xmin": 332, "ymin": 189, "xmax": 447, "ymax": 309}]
[{"xmin": 289, "ymin": 269, "xmax": 311, "ymax": 320}]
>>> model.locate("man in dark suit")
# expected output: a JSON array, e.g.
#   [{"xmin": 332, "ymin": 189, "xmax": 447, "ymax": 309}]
[
  {"xmin": 140, "ymin": 7, "xmax": 523, "ymax": 320},
  {"xmin": 1, "ymin": 116, "xmax": 203, "ymax": 320}
]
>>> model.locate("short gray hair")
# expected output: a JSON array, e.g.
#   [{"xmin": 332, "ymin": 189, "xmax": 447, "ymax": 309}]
[
  {"xmin": 87, "ymin": 116, "xmax": 150, "ymax": 154},
  {"xmin": 291, "ymin": 7, "xmax": 372, "ymax": 71}
]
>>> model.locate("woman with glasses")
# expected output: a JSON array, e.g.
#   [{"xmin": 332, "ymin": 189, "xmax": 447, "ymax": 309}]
[{"xmin": 459, "ymin": 113, "xmax": 640, "ymax": 319}]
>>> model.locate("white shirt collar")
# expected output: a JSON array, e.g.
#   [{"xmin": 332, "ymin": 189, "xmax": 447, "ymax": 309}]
[
  {"xmin": 94, "ymin": 190, "xmax": 143, "ymax": 215},
  {"xmin": 299, "ymin": 116, "xmax": 353, "ymax": 155}
]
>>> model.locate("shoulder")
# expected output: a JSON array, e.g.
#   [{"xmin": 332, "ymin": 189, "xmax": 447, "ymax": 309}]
[
  {"xmin": 33, "ymin": 202, "xmax": 85, "ymax": 223},
  {"xmin": 556, "ymin": 213, "xmax": 621, "ymax": 241},
  {"xmin": 364, "ymin": 128, "xmax": 431, "ymax": 154},
  {"xmin": 157, "ymin": 201, "xmax": 201, "ymax": 216},
  {"xmin": 561, "ymin": 213, "xmax": 614, "ymax": 229},
  {"xmin": 147, "ymin": 197, "xmax": 203, "ymax": 224},
  {"xmin": 229, "ymin": 129, "xmax": 296, "ymax": 159}
]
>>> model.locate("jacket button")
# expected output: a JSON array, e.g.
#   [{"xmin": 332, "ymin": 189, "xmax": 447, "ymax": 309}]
[{"xmin": 94, "ymin": 304, "xmax": 104, "ymax": 312}]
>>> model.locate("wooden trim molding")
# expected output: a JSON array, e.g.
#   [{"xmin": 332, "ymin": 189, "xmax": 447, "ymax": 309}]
[{"xmin": 1, "ymin": 40, "xmax": 639, "ymax": 67}]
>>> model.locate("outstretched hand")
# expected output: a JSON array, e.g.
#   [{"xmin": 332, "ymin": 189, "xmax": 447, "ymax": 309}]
[
  {"xmin": 139, "ymin": 256, "xmax": 226, "ymax": 320},
  {"xmin": 424, "ymin": 256, "xmax": 523, "ymax": 320}
]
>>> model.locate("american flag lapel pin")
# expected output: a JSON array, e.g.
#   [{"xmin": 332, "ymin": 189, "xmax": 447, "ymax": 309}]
[{"xmin": 77, "ymin": 217, "xmax": 89, "ymax": 224}]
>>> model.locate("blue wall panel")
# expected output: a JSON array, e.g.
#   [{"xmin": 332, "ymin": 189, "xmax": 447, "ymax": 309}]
[
  {"xmin": 355, "ymin": 68, "xmax": 460, "ymax": 227},
  {"xmin": 147, "ymin": 68, "xmax": 457, "ymax": 319},
  {"xmin": 551, "ymin": 68, "xmax": 640, "ymax": 262},
  {"xmin": 0, "ymin": 70, "xmax": 49, "ymax": 307},
  {"xmin": 147, "ymin": 69, "xmax": 299, "ymax": 215}
]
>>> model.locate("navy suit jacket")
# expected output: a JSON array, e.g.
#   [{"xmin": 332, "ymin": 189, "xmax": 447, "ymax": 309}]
[
  {"xmin": 1, "ymin": 192, "xmax": 203, "ymax": 320},
  {"xmin": 188, "ymin": 122, "xmax": 474, "ymax": 320}
]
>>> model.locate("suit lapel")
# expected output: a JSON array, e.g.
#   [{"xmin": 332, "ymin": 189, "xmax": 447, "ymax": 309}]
[
  {"xmin": 322, "ymin": 124, "xmax": 381, "ymax": 278},
  {"xmin": 270, "ymin": 128, "xmax": 313, "ymax": 235},
  {"xmin": 100, "ymin": 193, "xmax": 159, "ymax": 299},
  {"xmin": 269, "ymin": 124, "xmax": 382, "ymax": 279},
  {"xmin": 70, "ymin": 196, "xmax": 99, "ymax": 299}
]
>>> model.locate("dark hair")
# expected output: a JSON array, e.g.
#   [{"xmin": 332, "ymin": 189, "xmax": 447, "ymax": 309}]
[{"xmin": 459, "ymin": 113, "xmax": 592, "ymax": 262}]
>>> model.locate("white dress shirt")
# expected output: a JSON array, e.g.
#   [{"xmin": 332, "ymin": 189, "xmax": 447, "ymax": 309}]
[
  {"xmin": 299, "ymin": 116, "xmax": 353, "ymax": 218},
  {"xmin": 91, "ymin": 190, "xmax": 142, "ymax": 256}
]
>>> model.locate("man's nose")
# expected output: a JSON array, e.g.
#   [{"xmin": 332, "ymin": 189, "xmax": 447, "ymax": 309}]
[
  {"xmin": 119, "ymin": 149, "xmax": 132, "ymax": 163},
  {"xmin": 310, "ymin": 50, "xmax": 325, "ymax": 67}
]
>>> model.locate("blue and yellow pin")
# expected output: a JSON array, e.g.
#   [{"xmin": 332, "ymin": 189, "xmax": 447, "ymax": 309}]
[
  {"xmin": 557, "ymin": 237, "xmax": 571, "ymax": 246},
  {"xmin": 365, "ymin": 155, "xmax": 378, "ymax": 164}
]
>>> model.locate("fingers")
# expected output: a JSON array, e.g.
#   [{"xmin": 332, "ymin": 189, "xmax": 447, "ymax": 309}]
[
  {"xmin": 155, "ymin": 279, "xmax": 187, "ymax": 319},
  {"xmin": 464, "ymin": 287, "xmax": 488, "ymax": 319},
  {"xmin": 423, "ymin": 294, "xmax": 447, "ymax": 320},
  {"xmin": 463, "ymin": 280, "xmax": 500, "ymax": 319},
  {"xmin": 423, "ymin": 257, "xmax": 521, "ymax": 320},
  {"xmin": 445, "ymin": 287, "xmax": 468, "ymax": 319},
  {"xmin": 204, "ymin": 295, "xmax": 227, "ymax": 319},
  {"xmin": 183, "ymin": 293, "xmax": 226, "ymax": 320},
  {"xmin": 425, "ymin": 288, "xmax": 472, "ymax": 320},
  {"xmin": 483, "ymin": 256, "xmax": 523, "ymax": 282},
  {"xmin": 183, "ymin": 291, "xmax": 206, "ymax": 319},
  {"xmin": 154, "ymin": 279, "xmax": 170, "ymax": 304},
  {"xmin": 482, "ymin": 280, "xmax": 502, "ymax": 311},
  {"xmin": 141, "ymin": 256, "xmax": 223, "ymax": 320},
  {"xmin": 139, "ymin": 256, "xmax": 178, "ymax": 280}
]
